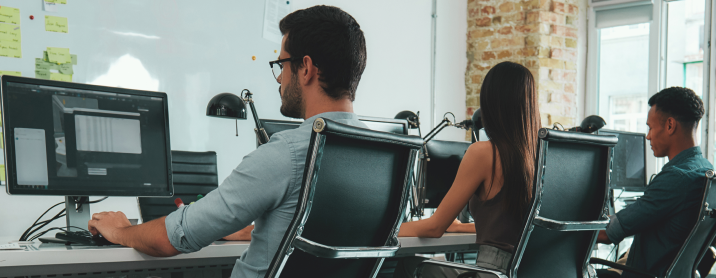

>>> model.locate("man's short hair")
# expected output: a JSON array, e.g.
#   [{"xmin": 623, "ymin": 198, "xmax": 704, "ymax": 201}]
[
  {"xmin": 279, "ymin": 5, "xmax": 367, "ymax": 101},
  {"xmin": 648, "ymin": 86, "xmax": 704, "ymax": 130}
]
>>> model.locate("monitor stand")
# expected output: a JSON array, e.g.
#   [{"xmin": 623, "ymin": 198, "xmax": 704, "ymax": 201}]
[
  {"xmin": 65, "ymin": 196, "xmax": 91, "ymax": 232},
  {"xmin": 38, "ymin": 196, "xmax": 91, "ymax": 245}
]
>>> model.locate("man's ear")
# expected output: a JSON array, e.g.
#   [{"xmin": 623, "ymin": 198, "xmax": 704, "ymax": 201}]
[
  {"xmin": 666, "ymin": 117, "xmax": 677, "ymax": 135},
  {"xmin": 300, "ymin": 55, "xmax": 318, "ymax": 85}
]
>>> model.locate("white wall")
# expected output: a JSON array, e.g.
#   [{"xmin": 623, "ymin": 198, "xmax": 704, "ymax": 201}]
[
  {"xmin": 0, "ymin": 0, "xmax": 468, "ymax": 238},
  {"xmin": 434, "ymin": 0, "xmax": 469, "ymax": 141},
  {"xmin": 577, "ymin": 0, "xmax": 588, "ymax": 121},
  {"xmin": 291, "ymin": 0, "xmax": 468, "ymax": 141}
]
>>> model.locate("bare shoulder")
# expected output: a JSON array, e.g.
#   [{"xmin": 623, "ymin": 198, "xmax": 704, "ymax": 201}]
[
  {"xmin": 466, "ymin": 141, "xmax": 493, "ymax": 157},
  {"xmin": 465, "ymin": 141, "xmax": 494, "ymax": 167}
]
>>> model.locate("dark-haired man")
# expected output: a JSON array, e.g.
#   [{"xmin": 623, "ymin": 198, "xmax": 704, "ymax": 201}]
[
  {"xmin": 597, "ymin": 87, "xmax": 713, "ymax": 278},
  {"xmin": 87, "ymin": 5, "xmax": 367, "ymax": 277}
]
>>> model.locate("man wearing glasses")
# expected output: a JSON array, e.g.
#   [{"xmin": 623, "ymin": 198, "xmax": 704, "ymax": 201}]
[{"xmin": 87, "ymin": 5, "xmax": 367, "ymax": 277}]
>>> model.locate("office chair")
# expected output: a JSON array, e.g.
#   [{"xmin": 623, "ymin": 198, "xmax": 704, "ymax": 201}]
[
  {"xmin": 265, "ymin": 118, "xmax": 422, "ymax": 278},
  {"xmin": 415, "ymin": 128, "xmax": 618, "ymax": 278},
  {"xmin": 137, "ymin": 151, "xmax": 218, "ymax": 222},
  {"xmin": 590, "ymin": 170, "xmax": 716, "ymax": 278}
]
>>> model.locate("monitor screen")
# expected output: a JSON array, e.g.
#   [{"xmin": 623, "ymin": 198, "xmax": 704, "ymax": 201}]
[
  {"xmin": 599, "ymin": 129, "xmax": 647, "ymax": 190},
  {"xmin": 1, "ymin": 76, "xmax": 173, "ymax": 197},
  {"xmin": 423, "ymin": 140, "xmax": 471, "ymax": 208}
]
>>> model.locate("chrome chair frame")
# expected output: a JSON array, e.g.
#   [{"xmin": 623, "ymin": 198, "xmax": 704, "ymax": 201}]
[
  {"xmin": 415, "ymin": 260, "xmax": 508, "ymax": 278},
  {"xmin": 266, "ymin": 118, "xmax": 422, "ymax": 278}
]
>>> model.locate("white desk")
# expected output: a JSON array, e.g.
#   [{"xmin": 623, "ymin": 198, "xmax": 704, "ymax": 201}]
[{"xmin": 0, "ymin": 233, "xmax": 477, "ymax": 277}]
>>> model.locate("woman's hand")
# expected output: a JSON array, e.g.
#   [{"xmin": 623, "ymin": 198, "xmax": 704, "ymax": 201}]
[
  {"xmin": 446, "ymin": 219, "xmax": 476, "ymax": 233},
  {"xmin": 446, "ymin": 219, "xmax": 463, "ymax": 233}
]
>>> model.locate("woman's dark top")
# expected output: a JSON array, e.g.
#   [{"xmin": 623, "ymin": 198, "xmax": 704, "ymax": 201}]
[{"xmin": 469, "ymin": 186, "xmax": 521, "ymax": 253}]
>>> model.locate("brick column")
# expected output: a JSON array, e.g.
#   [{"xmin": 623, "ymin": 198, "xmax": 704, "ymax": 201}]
[{"xmin": 465, "ymin": 0, "xmax": 579, "ymax": 134}]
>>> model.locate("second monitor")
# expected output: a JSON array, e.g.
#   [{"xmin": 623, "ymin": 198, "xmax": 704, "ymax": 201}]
[{"xmin": 598, "ymin": 129, "xmax": 647, "ymax": 191}]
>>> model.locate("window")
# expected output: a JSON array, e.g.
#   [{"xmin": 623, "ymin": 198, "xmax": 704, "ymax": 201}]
[
  {"xmin": 663, "ymin": 0, "xmax": 706, "ymax": 145},
  {"xmin": 597, "ymin": 23, "xmax": 651, "ymax": 133}
]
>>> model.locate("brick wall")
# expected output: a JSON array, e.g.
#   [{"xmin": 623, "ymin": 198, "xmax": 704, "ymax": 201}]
[{"xmin": 465, "ymin": 0, "xmax": 579, "ymax": 134}]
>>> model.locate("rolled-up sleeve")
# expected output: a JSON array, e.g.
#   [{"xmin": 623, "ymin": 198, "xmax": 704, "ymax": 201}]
[
  {"xmin": 164, "ymin": 134, "xmax": 296, "ymax": 253},
  {"xmin": 605, "ymin": 214, "xmax": 626, "ymax": 244}
]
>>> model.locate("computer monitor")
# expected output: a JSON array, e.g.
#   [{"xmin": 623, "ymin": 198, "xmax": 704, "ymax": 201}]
[
  {"xmin": 422, "ymin": 140, "xmax": 471, "ymax": 208},
  {"xmin": 358, "ymin": 116, "xmax": 409, "ymax": 135},
  {"xmin": 1, "ymin": 76, "xmax": 173, "ymax": 231},
  {"xmin": 598, "ymin": 129, "xmax": 647, "ymax": 191},
  {"xmin": 260, "ymin": 116, "xmax": 409, "ymax": 139}
]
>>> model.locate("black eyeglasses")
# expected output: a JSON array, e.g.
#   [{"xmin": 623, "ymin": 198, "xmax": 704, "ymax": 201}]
[{"xmin": 269, "ymin": 57, "xmax": 302, "ymax": 83}]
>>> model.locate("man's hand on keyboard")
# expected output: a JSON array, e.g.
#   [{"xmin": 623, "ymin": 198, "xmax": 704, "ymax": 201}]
[{"xmin": 88, "ymin": 211, "xmax": 132, "ymax": 244}]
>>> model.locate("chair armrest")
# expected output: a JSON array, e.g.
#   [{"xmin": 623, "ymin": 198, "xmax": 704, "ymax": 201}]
[
  {"xmin": 414, "ymin": 260, "xmax": 508, "ymax": 278},
  {"xmin": 534, "ymin": 216, "xmax": 609, "ymax": 231},
  {"xmin": 292, "ymin": 236, "xmax": 399, "ymax": 258},
  {"xmin": 589, "ymin": 258, "xmax": 656, "ymax": 278}
]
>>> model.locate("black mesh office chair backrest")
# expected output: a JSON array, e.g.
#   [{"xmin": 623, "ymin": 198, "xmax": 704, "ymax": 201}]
[
  {"xmin": 137, "ymin": 151, "xmax": 218, "ymax": 222},
  {"xmin": 266, "ymin": 118, "xmax": 422, "ymax": 278},
  {"xmin": 513, "ymin": 129, "xmax": 616, "ymax": 278},
  {"xmin": 665, "ymin": 171, "xmax": 716, "ymax": 278}
]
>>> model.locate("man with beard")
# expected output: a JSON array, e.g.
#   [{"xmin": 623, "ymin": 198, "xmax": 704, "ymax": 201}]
[{"xmin": 86, "ymin": 5, "xmax": 367, "ymax": 277}]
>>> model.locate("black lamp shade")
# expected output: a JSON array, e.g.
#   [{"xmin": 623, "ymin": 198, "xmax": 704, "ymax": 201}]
[
  {"xmin": 471, "ymin": 108, "xmax": 482, "ymax": 130},
  {"xmin": 206, "ymin": 93, "xmax": 247, "ymax": 119},
  {"xmin": 394, "ymin": 110, "xmax": 420, "ymax": 129},
  {"xmin": 579, "ymin": 115, "xmax": 606, "ymax": 133}
]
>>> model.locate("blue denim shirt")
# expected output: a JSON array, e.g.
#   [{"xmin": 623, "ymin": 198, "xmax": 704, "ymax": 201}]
[
  {"xmin": 606, "ymin": 146, "xmax": 713, "ymax": 278},
  {"xmin": 164, "ymin": 112, "xmax": 367, "ymax": 278}
]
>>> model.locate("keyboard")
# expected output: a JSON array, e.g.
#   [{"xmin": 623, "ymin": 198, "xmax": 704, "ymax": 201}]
[{"xmin": 55, "ymin": 231, "xmax": 119, "ymax": 246}]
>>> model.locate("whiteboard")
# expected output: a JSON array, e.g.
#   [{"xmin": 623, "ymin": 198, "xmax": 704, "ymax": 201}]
[
  {"xmin": 0, "ymin": 0, "xmax": 468, "ymax": 238},
  {"xmin": 0, "ymin": 0, "xmax": 292, "ymax": 181}
]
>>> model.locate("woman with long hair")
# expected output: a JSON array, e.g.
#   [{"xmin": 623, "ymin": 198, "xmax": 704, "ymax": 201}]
[{"xmin": 395, "ymin": 61, "xmax": 541, "ymax": 276}]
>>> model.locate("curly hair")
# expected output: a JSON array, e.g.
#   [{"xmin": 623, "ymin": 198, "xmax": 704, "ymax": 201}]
[{"xmin": 648, "ymin": 86, "xmax": 704, "ymax": 130}]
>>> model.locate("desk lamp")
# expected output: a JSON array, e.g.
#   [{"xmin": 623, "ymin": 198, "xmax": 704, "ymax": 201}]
[
  {"xmin": 206, "ymin": 89, "xmax": 270, "ymax": 145},
  {"xmin": 568, "ymin": 115, "xmax": 607, "ymax": 133},
  {"xmin": 394, "ymin": 110, "xmax": 421, "ymax": 136},
  {"xmin": 411, "ymin": 109, "xmax": 481, "ymax": 218}
]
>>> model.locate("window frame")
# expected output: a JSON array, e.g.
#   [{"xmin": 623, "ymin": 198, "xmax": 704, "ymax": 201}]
[{"xmin": 586, "ymin": 0, "xmax": 714, "ymax": 178}]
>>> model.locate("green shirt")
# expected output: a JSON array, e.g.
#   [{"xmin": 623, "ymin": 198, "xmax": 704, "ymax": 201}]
[{"xmin": 606, "ymin": 146, "xmax": 713, "ymax": 277}]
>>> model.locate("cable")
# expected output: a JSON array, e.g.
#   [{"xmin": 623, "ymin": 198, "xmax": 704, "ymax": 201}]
[
  {"xmin": 74, "ymin": 196, "xmax": 108, "ymax": 212},
  {"xmin": 23, "ymin": 209, "xmax": 66, "ymax": 241},
  {"xmin": 21, "ymin": 198, "xmax": 108, "ymax": 241},
  {"xmin": 28, "ymin": 227, "xmax": 66, "ymax": 241},
  {"xmin": 19, "ymin": 201, "xmax": 64, "ymax": 241},
  {"xmin": 29, "ymin": 226, "xmax": 91, "ymax": 242}
]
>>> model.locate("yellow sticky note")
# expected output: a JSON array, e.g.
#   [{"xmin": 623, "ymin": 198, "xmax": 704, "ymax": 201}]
[
  {"xmin": 0, "ymin": 41, "xmax": 21, "ymax": 58},
  {"xmin": 50, "ymin": 72, "xmax": 72, "ymax": 82},
  {"xmin": 47, "ymin": 47, "xmax": 71, "ymax": 64},
  {"xmin": 0, "ymin": 165, "xmax": 5, "ymax": 182},
  {"xmin": 0, "ymin": 70, "xmax": 21, "ymax": 76},
  {"xmin": 47, "ymin": 0, "xmax": 67, "ymax": 4},
  {"xmin": 35, "ymin": 70, "xmax": 50, "ymax": 79},
  {"xmin": 0, "ymin": 23, "xmax": 21, "ymax": 43},
  {"xmin": 0, "ymin": 6, "xmax": 20, "ymax": 25},
  {"xmin": 45, "ymin": 16, "xmax": 68, "ymax": 33}
]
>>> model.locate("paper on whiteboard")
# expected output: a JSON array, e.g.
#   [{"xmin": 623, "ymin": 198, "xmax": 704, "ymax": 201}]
[
  {"xmin": 43, "ymin": 1, "xmax": 58, "ymax": 12},
  {"xmin": 262, "ymin": 0, "xmax": 291, "ymax": 44}
]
